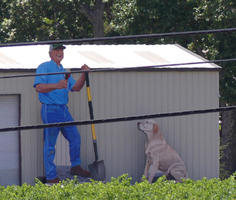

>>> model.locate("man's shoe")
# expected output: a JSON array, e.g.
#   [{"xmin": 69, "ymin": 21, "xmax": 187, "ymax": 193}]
[
  {"xmin": 46, "ymin": 177, "xmax": 60, "ymax": 184},
  {"xmin": 71, "ymin": 165, "xmax": 91, "ymax": 177}
]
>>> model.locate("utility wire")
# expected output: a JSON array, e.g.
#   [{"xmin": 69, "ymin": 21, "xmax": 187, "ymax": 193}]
[
  {"xmin": 0, "ymin": 106, "xmax": 235, "ymax": 133},
  {"xmin": 0, "ymin": 27, "xmax": 236, "ymax": 47},
  {"xmin": 0, "ymin": 58, "xmax": 235, "ymax": 80}
]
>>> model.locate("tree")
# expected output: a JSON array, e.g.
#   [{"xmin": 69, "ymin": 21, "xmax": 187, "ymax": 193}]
[
  {"xmin": 121, "ymin": 0, "xmax": 199, "ymax": 45},
  {"xmin": 193, "ymin": 0, "xmax": 236, "ymax": 178},
  {"xmin": 0, "ymin": 0, "xmax": 94, "ymax": 42}
]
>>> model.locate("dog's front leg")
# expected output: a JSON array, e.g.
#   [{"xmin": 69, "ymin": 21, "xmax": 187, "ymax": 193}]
[
  {"xmin": 144, "ymin": 158, "xmax": 150, "ymax": 178},
  {"xmin": 148, "ymin": 161, "xmax": 159, "ymax": 183},
  {"xmin": 144, "ymin": 152, "xmax": 152, "ymax": 178}
]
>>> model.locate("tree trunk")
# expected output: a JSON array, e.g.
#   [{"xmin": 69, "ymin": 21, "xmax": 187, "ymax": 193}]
[
  {"xmin": 79, "ymin": 0, "xmax": 105, "ymax": 42},
  {"xmin": 220, "ymin": 109, "xmax": 236, "ymax": 178},
  {"xmin": 92, "ymin": 0, "xmax": 105, "ymax": 38}
]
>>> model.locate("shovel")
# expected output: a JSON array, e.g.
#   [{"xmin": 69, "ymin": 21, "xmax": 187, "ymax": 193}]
[{"xmin": 85, "ymin": 72, "xmax": 106, "ymax": 181}]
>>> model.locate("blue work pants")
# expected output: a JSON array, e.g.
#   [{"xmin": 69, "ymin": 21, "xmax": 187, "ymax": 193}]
[{"xmin": 41, "ymin": 104, "xmax": 81, "ymax": 180}]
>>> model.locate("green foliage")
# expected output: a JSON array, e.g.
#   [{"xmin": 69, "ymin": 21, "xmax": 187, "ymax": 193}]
[
  {"xmin": 192, "ymin": 0, "xmax": 236, "ymax": 104},
  {"xmin": 0, "ymin": 174, "xmax": 235, "ymax": 199},
  {"xmin": 118, "ymin": 0, "xmax": 199, "ymax": 45},
  {"xmin": 105, "ymin": 0, "xmax": 137, "ymax": 36},
  {"xmin": 0, "ymin": 0, "xmax": 93, "ymax": 42}
]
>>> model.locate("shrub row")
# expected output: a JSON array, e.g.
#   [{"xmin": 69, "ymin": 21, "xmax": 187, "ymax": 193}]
[{"xmin": 0, "ymin": 174, "xmax": 235, "ymax": 199}]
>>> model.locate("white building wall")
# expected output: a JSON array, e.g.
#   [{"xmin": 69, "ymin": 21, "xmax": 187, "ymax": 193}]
[
  {"xmin": 56, "ymin": 70, "xmax": 219, "ymax": 182},
  {"xmin": 0, "ymin": 69, "xmax": 219, "ymax": 184}
]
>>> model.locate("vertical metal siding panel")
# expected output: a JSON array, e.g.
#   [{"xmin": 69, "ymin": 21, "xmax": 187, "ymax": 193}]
[
  {"xmin": 174, "ymin": 72, "xmax": 183, "ymax": 137},
  {"xmin": 204, "ymin": 73, "xmax": 211, "ymax": 178},
  {"xmin": 95, "ymin": 73, "xmax": 113, "ymax": 178},
  {"xmin": 164, "ymin": 72, "xmax": 172, "ymax": 144},
  {"xmin": 192, "ymin": 72, "xmax": 201, "ymax": 179},
  {"xmin": 19, "ymin": 76, "xmax": 44, "ymax": 184},
  {"xmin": 197, "ymin": 72, "xmax": 207, "ymax": 179},
  {"xmin": 127, "ymin": 72, "xmax": 139, "ymax": 178},
  {"xmin": 159, "ymin": 72, "xmax": 168, "ymax": 143},
  {"xmin": 185, "ymin": 72, "xmax": 194, "ymax": 179},
  {"xmin": 194, "ymin": 72, "xmax": 202, "ymax": 179},
  {"xmin": 214, "ymin": 72, "xmax": 220, "ymax": 177},
  {"xmin": 206, "ymin": 72, "xmax": 219, "ymax": 178},
  {"xmin": 196, "ymin": 72, "xmax": 206, "ymax": 179},
  {"xmin": 29, "ymin": 75, "xmax": 45, "ymax": 182},
  {"xmin": 212, "ymin": 72, "xmax": 220, "ymax": 178},
  {"xmin": 109, "ymin": 72, "xmax": 125, "ymax": 178},
  {"xmin": 171, "ymin": 72, "xmax": 182, "ymax": 162},
  {"xmin": 204, "ymin": 73, "xmax": 211, "ymax": 177},
  {"xmin": 179, "ymin": 72, "xmax": 191, "ymax": 174},
  {"xmin": 191, "ymin": 72, "xmax": 205, "ymax": 179},
  {"xmin": 186, "ymin": 72, "xmax": 195, "ymax": 179},
  {"xmin": 178, "ymin": 72, "xmax": 188, "ymax": 169},
  {"xmin": 203, "ymin": 72, "xmax": 212, "ymax": 179},
  {"xmin": 188, "ymin": 72, "xmax": 198, "ymax": 179},
  {"xmin": 167, "ymin": 73, "xmax": 176, "ymax": 148},
  {"xmin": 33, "ymin": 78, "xmax": 44, "ymax": 183}
]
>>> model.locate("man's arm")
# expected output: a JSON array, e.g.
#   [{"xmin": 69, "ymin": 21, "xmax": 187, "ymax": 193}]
[
  {"xmin": 35, "ymin": 80, "xmax": 67, "ymax": 93},
  {"xmin": 72, "ymin": 64, "xmax": 90, "ymax": 92}
]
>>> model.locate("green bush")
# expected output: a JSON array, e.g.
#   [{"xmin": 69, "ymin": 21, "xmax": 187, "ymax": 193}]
[{"xmin": 0, "ymin": 174, "xmax": 235, "ymax": 200}]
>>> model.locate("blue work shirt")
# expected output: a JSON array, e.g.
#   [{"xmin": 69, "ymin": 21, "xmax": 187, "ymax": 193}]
[{"xmin": 34, "ymin": 60, "xmax": 76, "ymax": 105}]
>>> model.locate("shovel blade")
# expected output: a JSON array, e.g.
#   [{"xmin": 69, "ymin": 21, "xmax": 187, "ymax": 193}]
[{"xmin": 88, "ymin": 160, "xmax": 106, "ymax": 181}]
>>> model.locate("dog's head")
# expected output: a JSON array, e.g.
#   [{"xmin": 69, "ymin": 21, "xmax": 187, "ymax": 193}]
[{"xmin": 137, "ymin": 119, "xmax": 159, "ymax": 137}]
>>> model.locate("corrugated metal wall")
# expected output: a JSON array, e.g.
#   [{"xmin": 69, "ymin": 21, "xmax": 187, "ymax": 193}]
[
  {"xmin": 55, "ymin": 70, "xmax": 219, "ymax": 182},
  {"xmin": 0, "ymin": 70, "xmax": 219, "ymax": 184}
]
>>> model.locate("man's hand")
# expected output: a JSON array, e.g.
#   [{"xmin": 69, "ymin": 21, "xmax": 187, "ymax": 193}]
[
  {"xmin": 57, "ymin": 80, "xmax": 68, "ymax": 89},
  {"xmin": 81, "ymin": 64, "xmax": 90, "ymax": 71}
]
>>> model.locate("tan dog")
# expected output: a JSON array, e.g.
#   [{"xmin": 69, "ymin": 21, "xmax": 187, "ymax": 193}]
[{"xmin": 137, "ymin": 119, "xmax": 187, "ymax": 183}]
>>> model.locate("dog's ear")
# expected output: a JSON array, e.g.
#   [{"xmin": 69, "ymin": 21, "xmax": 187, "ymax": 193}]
[{"xmin": 153, "ymin": 123, "xmax": 158, "ymax": 134}]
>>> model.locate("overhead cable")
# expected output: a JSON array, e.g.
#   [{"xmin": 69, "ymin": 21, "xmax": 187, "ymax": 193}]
[
  {"xmin": 0, "ymin": 106, "xmax": 235, "ymax": 133},
  {"xmin": 0, "ymin": 58, "xmax": 235, "ymax": 80},
  {"xmin": 0, "ymin": 27, "xmax": 236, "ymax": 47}
]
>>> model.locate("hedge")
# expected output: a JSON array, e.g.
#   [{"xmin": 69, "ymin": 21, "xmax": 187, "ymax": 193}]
[{"xmin": 0, "ymin": 174, "xmax": 235, "ymax": 199}]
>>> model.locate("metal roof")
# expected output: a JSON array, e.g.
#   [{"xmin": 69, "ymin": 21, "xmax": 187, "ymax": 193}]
[{"xmin": 0, "ymin": 44, "xmax": 220, "ymax": 70}]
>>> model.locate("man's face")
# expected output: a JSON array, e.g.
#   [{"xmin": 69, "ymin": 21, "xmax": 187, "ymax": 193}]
[{"xmin": 50, "ymin": 49, "xmax": 64, "ymax": 65}]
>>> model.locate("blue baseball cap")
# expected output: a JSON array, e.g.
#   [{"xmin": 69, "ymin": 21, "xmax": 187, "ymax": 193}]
[{"xmin": 49, "ymin": 44, "xmax": 66, "ymax": 51}]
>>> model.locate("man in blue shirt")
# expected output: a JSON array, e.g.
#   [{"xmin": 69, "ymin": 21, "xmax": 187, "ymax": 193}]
[{"xmin": 34, "ymin": 44, "xmax": 91, "ymax": 183}]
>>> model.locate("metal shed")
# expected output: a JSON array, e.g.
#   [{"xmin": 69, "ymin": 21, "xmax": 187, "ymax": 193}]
[{"xmin": 0, "ymin": 44, "xmax": 220, "ymax": 185}]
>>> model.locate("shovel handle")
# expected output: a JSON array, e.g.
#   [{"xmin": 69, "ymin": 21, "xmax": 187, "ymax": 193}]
[
  {"xmin": 65, "ymin": 72, "xmax": 71, "ymax": 80},
  {"xmin": 85, "ymin": 72, "xmax": 98, "ymax": 161}
]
